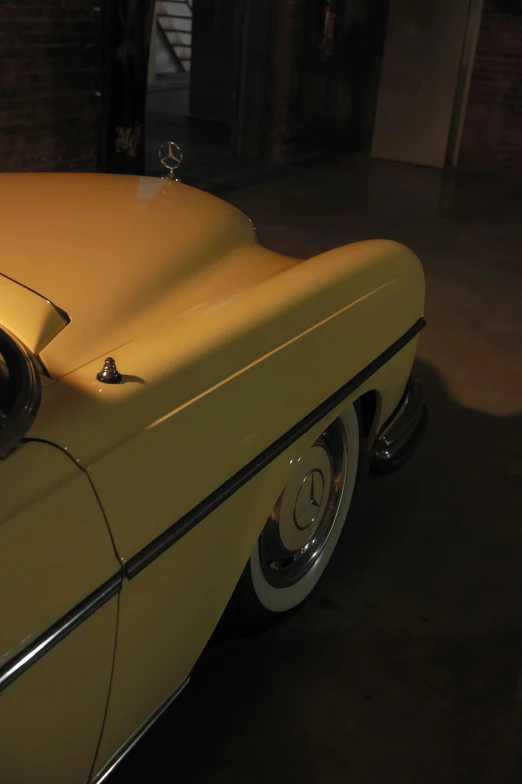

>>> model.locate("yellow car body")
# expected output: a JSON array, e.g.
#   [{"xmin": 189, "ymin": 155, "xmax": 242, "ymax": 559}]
[{"xmin": 0, "ymin": 173, "xmax": 425, "ymax": 783}]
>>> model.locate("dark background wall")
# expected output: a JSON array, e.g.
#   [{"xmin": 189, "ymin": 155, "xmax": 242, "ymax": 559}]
[
  {"xmin": 459, "ymin": 0, "xmax": 522, "ymax": 171},
  {"xmin": 267, "ymin": 0, "xmax": 389, "ymax": 164},
  {"xmin": 0, "ymin": 0, "xmax": 521, "ymax": 174},
  {"xmin": 0, "ymin": 0, "xmax": 102, "ymax": 172},
  {"xmin": 190, "ymin": 0, "xmax": 240, "ymax": 125}
]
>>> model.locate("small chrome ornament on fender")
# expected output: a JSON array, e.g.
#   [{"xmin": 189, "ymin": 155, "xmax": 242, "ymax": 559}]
[
  {"xmin": 159, "ymin": 140, "xmax": 183, "ymax": 181},
  {"xmin": 97, "ymin": 357, "xmax": 122, "ymax": 384}
]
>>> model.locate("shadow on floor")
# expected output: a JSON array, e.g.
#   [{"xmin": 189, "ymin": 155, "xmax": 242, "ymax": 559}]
[{"xmin": 110, "ymin": 358, "xmax": 522, "ymax": 784}]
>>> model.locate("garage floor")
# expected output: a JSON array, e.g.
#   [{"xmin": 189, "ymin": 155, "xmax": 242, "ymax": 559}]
[{"xmin": 111, "ymin": 157, "xmax": 522, "ymax": 784}]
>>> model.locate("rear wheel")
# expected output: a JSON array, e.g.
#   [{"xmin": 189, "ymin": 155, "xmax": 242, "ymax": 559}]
[{"xmin": 230, "ymin": 402, "xmax": 364, "ymax": 628}]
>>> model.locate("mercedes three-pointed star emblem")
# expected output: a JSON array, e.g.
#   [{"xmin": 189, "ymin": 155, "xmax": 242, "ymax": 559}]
[
  {"xmin": 293, "ymin": 469, "xmax": 324, "ymax": 530},
  {"xmin": 158, "ymin": 140, "xmax": 183, "ymax": 181}
]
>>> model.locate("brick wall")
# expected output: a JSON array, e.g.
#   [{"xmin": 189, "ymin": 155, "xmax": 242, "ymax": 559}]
[
  {"xmin": 0, "ymin": 0, "xmax": 102, "ymax": 172},
  {"xmin": 460, "ymin": 1, "xmax": 522, "ymax": 171}
]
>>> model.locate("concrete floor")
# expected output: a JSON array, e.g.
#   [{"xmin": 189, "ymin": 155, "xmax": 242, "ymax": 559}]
[{"xmin": 111, "ymin": 157, "xmax": 522, "ymax": 783}]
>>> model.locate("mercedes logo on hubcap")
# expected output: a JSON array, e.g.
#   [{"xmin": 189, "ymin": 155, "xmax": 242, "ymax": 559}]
[{"xmin": 293, "ymin": 469, "xmax": 325, "ymax": 530}]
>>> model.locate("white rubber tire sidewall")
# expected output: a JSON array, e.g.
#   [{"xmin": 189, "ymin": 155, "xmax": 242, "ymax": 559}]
[{"xmin": 249, "ymin": 404, "xmax": 360, "ymax": 613}]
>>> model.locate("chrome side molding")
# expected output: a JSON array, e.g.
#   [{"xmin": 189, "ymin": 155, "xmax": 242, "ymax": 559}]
[
  {"xmin": 0, "ymin": 574, "xmax": 122, "ymax": 694},
  {"xmin": 91, "ymin": 678, "xmax": 189, "ymax": 783},
  {"xmin": 125, "ymin": 318, "xmax": 427, "ymax": 579}
]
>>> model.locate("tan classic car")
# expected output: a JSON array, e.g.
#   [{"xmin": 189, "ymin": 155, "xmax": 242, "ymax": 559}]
[{"xmin": 0, "ymin": 168, "xmax": 426, "ymax": 783}]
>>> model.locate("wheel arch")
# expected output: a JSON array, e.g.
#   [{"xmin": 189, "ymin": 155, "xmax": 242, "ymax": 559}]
[{"xmin": 356, "ymin": 389, "xmax": 382, "ymax": 448}]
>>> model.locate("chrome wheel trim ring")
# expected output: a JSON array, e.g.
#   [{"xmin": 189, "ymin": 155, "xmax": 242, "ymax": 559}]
[
  {"xmin": 259, "ymin": 422, "xmax": 347, "ymax": 588},
  {"xmin": 250, "ymin": 405, "xmax": 360, "ymax": 613}
]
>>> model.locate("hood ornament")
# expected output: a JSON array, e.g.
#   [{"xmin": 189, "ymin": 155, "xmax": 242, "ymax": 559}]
[
  {"xmin": 159, "ymin": 141, "xmax": 183, "ymax": 181},
  {"xmin": 97, "ymin": 357, "xmax": 122, "ymax": 384}
]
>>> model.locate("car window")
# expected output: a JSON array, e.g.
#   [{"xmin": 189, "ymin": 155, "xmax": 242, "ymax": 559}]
[
  {"xmin": 0, "ymin": 347, "xmax": 9, "ymax": 418},
  {"xmin": 0, "ymin": 329, "xmax": 41, "ymax": 458},
  {"xmin": 0, "ymin": 343, "xmax": 18, "ymax": 417}
]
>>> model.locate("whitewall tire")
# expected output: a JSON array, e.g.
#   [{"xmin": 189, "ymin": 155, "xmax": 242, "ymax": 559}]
[{"xmin": 229, "ymin": 402, "xmax": 364, "ymax": 627}]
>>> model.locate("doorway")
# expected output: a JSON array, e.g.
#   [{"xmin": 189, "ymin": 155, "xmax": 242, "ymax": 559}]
[
  {"xmin": 370, "ymin": 0, "xmax": 484, "ymax": 169},
  {"xmin": 145, "ymin": 0, "xmax": 243, "ymax": 176},
  {"xmin": 267, "ymin": 0, "xmax": 390, "ymax": 164},
  {"xmin": 339, "ymin": 0, "xmax": 390, "ymax": 154}
]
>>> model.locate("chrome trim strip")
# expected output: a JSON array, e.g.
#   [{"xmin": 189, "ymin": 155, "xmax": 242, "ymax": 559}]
[
  {"xmin": 374, "ymin": 377, "xmax": 425, "ymax": 462},
  {"xmin": 0, "ymin": 574, "xmax": 122, "ymax": 694},
  {"xmin": 0, "ymin": 272, "xmax": 71, "ymax": 325},
  {"xmin": 92, "ymin": 678, "xmax": 189, "ymax": 784},
  {"xmin": 126, "ymin": 317, "xmax": 426, "ymax": 579}
]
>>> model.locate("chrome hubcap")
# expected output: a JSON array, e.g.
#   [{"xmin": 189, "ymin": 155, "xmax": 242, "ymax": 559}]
[
  {"xmin": 294, "ymin": 468, "xmax": 325, "ymax": 531},
  {"xmin": 259, "ymin": 418, "xmax": 348, "ymax": 588}
]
